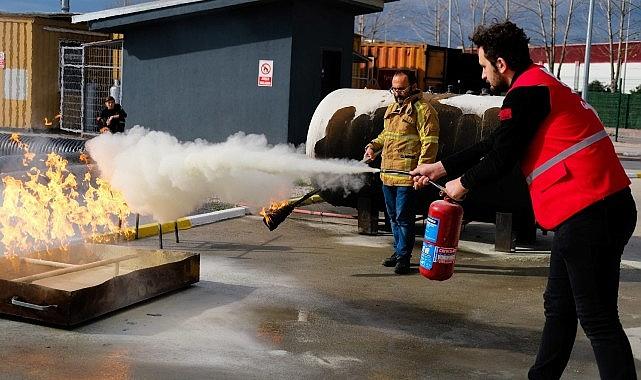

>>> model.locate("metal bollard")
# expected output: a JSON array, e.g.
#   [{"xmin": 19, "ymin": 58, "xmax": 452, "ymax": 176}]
[
  {"xmin": 158, "ymin": 223, "xmax": 163, "ymax": 249},
  {"xmin": 174, "ymin": 220, "xmax": 180, "ymax": 243},
  {"xmin": 135, "ymin": 214, "xmax": 140, "ymax": 240},
  {"xmin": 495, "ymin": 212, "xmax": 515, "ymax": 253}
]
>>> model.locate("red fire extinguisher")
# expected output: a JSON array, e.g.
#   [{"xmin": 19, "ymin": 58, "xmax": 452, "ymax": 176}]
[{"xmin": 420, "ymin": 188, "xmax": 464, "ymax": 281}]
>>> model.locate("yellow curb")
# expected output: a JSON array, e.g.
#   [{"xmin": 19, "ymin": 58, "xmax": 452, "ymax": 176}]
[
  {"xmin": 627, "ymin": 171, "xmax": 641, "ymax": 179},
  {"xmin": 131, "ymin": 218, "xmax": 192, "ymax": 240}
]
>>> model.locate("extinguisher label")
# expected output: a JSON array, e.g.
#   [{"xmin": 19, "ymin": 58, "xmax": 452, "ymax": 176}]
[
  {"xmin": 421, "ymin": 245, "xmax": 457, "ymax": 269},
  {"xmin": 420, "ymin": 244, "xmax": 436, "ymax": 270},
  {"xmin": 424, "ymin": 216, "xmax": 439, "ymax": 242},
  {"xmin": 435, "ymin": 247, "xmax": 457, "ymax": 264}
]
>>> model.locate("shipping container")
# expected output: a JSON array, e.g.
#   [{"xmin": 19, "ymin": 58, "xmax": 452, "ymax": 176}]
[
  {"xmin": 358, "ymin": 42, "xmax": 484, "ymax": 93},
  {"xmin": 0, "ymin": 13, "xmax": 111, "ymax": 129},
  {"xmin": 360, "ymin": 42, "xmax": 427, "ymax": 90}
]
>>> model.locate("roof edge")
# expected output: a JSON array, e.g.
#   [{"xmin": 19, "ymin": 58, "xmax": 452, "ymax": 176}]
[
  {"xmin": 73, "ymin": 0, "xmax": 392, "ymax": 26},
  {"xmin": 72, "ymin": 0, "xmax": 209, "ymax": 24}
]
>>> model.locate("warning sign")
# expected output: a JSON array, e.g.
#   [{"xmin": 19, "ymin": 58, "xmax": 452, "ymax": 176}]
[
  {"xmin": 0, "ymin": 52, "xmax": 5, "ymax": 69},
  {"xmin": 258, "ymin": 59, "xmax": 273, "ymax": 87}
]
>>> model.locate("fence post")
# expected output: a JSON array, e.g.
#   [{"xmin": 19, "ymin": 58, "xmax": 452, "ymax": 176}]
[
  {"xmin": 624, "ymin": 94, "xmax": 631, "ymax": 130},
  {"xmin": 616, "ymin": 90, "xmax": 622, "ymax": 142}
]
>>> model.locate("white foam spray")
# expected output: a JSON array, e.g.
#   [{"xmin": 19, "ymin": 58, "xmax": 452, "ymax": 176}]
[{"xmin": 85, "ymin": 126, "xmax": 377, "ymax": 221}]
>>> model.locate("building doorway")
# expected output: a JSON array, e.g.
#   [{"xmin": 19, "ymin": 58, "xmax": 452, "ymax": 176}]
[{"xmin": 320, "ymin": 49, "xmax": 342, "ymax": 100}]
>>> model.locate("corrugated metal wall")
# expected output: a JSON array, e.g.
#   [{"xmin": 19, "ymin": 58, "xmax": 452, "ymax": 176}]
[
  {"xmin": 31, "ymin": 18, "xmax": 108, "ymax": 129},
  {"xmin": 0, "ymin": 16, "xmax": 32, "ymax": 129},
  {"xmin": 361, "ymin": 43, "xmax": 427, "ymax": 89},
  {"xmin": 0, "ymin": 15, "xmax": 110, "ymax": 129}
]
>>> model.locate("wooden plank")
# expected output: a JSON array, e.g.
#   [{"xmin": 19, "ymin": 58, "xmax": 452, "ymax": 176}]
[{"xmin": 14, "ymin": 253, "xmax": 139, "ymax": 283}]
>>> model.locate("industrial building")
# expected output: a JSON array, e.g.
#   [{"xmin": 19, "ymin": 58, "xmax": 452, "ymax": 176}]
[
  {"xmin": 74, "ymin": 0, "xmax": 398, "ymax": 145},
  {"xmin": 0, "ymin": 12, "xmax": 112, "ymax": 129},
  {"xmin": 529, "ymin": 41, "xmax": 641, "ymax": 94}
]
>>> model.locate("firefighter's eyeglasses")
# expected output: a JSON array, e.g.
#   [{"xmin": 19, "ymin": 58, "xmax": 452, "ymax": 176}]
[{"xmin": 389, "ymin": 86, "xmax": 410, "ymax": 95}]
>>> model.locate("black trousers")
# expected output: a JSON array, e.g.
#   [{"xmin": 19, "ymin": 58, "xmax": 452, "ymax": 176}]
[{"xmin": 529, "ymin": 187, "xmax": 638, "ymax": 380}]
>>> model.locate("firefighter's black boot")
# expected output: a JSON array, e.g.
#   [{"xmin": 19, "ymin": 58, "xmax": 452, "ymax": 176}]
[
  {"xmin": 382, "ymin": 254, "xmax": 397, "ymax": 267},
  {"xmin": 394, "ymin": 257, "xmax": 411, "ymax": 275}
]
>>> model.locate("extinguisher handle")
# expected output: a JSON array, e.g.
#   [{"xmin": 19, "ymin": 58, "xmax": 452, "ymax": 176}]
[{"xmin": 427, "ymin": 180, "xmax": 447, "ymax": 193}]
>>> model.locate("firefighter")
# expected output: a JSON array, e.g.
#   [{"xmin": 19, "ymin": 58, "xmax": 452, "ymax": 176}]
[
  {"xmin": 411, "ymin": 21, "xmax": 637, "ymax": 379},
  {"xmin": 364, "ymin": 71, "xmax": 439, "ymax": 275}
]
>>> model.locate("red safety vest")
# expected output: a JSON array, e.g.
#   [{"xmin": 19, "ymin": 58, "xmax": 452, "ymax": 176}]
[{"xmin": 508, "ymin": 64, "xmax": 630, "ymax": 230}]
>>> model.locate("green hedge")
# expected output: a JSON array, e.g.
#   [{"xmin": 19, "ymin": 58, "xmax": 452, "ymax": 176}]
[{"xmin": 587, "ymin": 91, "xmax": 641, "ymax": 129}]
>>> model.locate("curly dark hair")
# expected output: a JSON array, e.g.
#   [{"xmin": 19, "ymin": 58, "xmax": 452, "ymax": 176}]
[{"xmin": 471, "ymin": 21, "xmax": 532, "ymax": 73}]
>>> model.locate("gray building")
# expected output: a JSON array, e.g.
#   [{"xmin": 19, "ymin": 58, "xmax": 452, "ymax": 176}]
[{"xmin": 74, "ymin": 0, "xmax": 396, "ymax": 144}]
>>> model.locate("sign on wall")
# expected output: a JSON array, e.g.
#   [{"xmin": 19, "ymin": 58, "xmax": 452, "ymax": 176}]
[
  {"xmin": 0, "ymin": 52, "xmax": 5, "ymax": 69},
  {"xmin": 4, "ymin": 69, "xmax": 27, "ymax": 100},
  {"xmin": 258, "ymin": 59, "xmax": 273, "ymax": 87}
]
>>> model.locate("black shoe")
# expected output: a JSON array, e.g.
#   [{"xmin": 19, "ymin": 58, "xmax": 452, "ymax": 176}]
[
  {"xmin": 394, "ymin": 259, "xmax": 411, "ymax": 275},
  {"xmin": 382, "ymin": 254, "xmax": 398, "ymax": 267}
]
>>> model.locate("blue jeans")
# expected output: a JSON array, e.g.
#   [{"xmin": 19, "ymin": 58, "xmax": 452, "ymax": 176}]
[
  {"xmin": 382, "ymin": 185, "xmax": 416, "ymax": 260},
  {"xmin": 528, "ymin": 188, "xmax": 637, "ymax": 379}
]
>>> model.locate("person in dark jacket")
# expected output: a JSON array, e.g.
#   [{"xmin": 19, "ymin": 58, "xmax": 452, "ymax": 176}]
[
  {"xmin": 411, "ymin": 21, "xmax": 637, "ymax": 379},
  {"xmin": 96, "ymin": 96, "xmax": 127, "ymax": 133}
]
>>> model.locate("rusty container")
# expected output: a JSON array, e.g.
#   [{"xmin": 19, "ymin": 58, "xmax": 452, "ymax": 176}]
[
  {"xmin": 0, "ymin": 13, "xmax": 112, "ymax": 129},
  {"xmin": 0, "ymin": 244, "xmax": 199, "ymax": 327},
  {"xmin": 360, "ymin": 42, "xmax": 427, "ymax": 90}
]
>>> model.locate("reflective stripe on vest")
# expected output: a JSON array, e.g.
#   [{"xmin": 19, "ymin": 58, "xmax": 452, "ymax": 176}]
[{"xmin": 525, "ymin": 129, "xmax": 609, "ymax": 185}]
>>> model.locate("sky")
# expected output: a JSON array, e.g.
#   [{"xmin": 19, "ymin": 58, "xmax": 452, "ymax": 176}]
[
  {"xmin": 0, "ymin": 0, "xmax": 124, "ymax": 13},
  {"xmin": 0, "ymin": 0, "xmax": 637, "ymax": 46}
]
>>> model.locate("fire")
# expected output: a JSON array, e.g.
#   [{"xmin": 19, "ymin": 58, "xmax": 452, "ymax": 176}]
[
  {"xmin": 259, "ymin": 199, "xmax": 290, "ymax": 218},
  {"xmin": 9, "ymin": 134, "xmax": 35, "ymax": 165},
  {"xmin": 259, "ymin": 199, "xmax": 293, "ymax": 231},
  {"xmin": 0, "ymin": 135, "xmax": 131, "ymax": 257},
  {"xmin": 43, "ymin": 114, "xmax": 61, "ymax": 127},
  {"xmin": 79, "ymin": 152, "xmax": 90, "ymax": 164}
]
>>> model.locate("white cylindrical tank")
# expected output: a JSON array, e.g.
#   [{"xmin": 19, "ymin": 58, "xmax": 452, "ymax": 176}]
[
  {"xmin": 306, "ymin": 89, "xmax": 394, "ymax": 158},
  {"xmin": 306, "ymin": 89, "xmax": 504, "ymax": 161},
  {"xmin": 109, "ymin": 79, "xmax": 121, "ymax": 103}
]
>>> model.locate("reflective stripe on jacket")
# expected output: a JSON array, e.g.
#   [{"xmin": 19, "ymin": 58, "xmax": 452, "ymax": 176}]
[{"xmin": 369, "ymin": 93, "xmax": 439, "ymax": 186}]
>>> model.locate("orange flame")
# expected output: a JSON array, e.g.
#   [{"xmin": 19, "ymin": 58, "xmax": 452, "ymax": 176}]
[
  {"xmin": 0, "ymin": 137, "xmax": 131, "ymax": 257},
  {"xmin": 10, "ymin": 134, "xmax": 35, "ymax": 166},
  {"xmin": 259, "ymin": 199, "xmax": 290, "ymax": 217},
  {"xmin": 44, "ymin": 114, "xmax": 62, "ymax": 127},
  {"xmin": 79, "ymin": 153, "xmax": 90, "ymax": 164}
]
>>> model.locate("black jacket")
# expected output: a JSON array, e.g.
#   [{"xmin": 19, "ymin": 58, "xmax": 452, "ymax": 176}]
[
  {"xmin": 441, "ymin": 73, "xmax": 551, "ymax": 190},
  {"xmin": 98, "ymin": 104, "xmax": 127, "ymax": 133}
]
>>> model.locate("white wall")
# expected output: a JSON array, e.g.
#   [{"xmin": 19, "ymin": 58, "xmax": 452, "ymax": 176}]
[{"xmin": 539, "ymin": 62, "xmax": 641, "ymax": 94}]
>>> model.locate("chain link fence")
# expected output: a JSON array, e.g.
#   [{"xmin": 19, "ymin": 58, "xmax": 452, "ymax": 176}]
[
  {"xmin": 60, "ymin": 40, "xmax": 123, "ymax": 135},
  {"xmin": 587, "ymin": 91, "xmax": 641, "ymax": 130}
]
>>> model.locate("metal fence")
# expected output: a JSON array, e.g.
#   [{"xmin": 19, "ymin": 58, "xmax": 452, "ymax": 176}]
[
  {"xmin": 587, "ymin": 91, "xmax": 641, "ymax": 130},
  {"xmin": 60, "ymin": 40, "xmax": 123, "ymax": 135}
]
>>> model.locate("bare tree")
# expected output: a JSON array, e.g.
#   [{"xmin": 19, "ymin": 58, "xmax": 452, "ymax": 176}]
[
  {"xmin": 361, "ymin": 12, "xmax": 391, "ymax": 42},
  {"xmin": 598, "ymin": 0, "xmax": 631, "ymax": 92},
  {"xmin": 403, "ymin": 0, "xmax": 449, "ymax": 46},
  {"xmin": 481, "ymin": 0, "xmax": 491, "ymax": 24},
  {"xmin": 454, "ymin": 0, "xmax": 467, "ymax": 49},
  {"xmin": 554, "ymin": 0, "xmax": 579, "ymax": 78},
  {"xmin": 516, "ymin": 0, "xmax": 581, "ymax": 77}
]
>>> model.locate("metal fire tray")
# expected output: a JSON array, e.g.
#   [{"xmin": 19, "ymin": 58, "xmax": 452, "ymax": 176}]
[{"xmin": 0, "ymin": 244, "xmax": 199, "ymax": 327}]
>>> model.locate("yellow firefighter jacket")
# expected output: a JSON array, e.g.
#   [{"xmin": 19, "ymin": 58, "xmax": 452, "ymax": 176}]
[{"xmin": 368, "ymin": 92, "xmax": 439, "ymax": 186}]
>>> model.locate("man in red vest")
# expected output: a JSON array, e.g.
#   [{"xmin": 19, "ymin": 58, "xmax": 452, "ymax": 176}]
[{"xmin": 411, "ymin": 21, "xmax": 637, "ymax": 379}]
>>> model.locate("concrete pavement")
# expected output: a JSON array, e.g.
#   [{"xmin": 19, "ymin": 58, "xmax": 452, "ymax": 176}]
[
  {"xmin": 0, "ymin": 211, "xmax": 638, "ymax": 379},
  {"xmin": 0, "ymin": 128, "xmax": 639, "ymax": 379}
]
